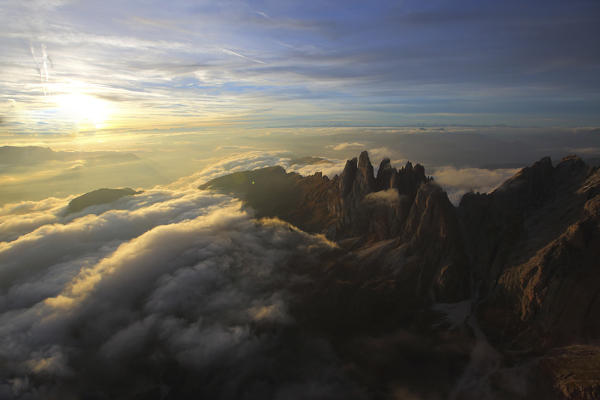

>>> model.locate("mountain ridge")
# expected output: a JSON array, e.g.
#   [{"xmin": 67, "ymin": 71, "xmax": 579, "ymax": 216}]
[{"xmin": 201, "ymin": 151, "xmax": 600, "ymax": 398}]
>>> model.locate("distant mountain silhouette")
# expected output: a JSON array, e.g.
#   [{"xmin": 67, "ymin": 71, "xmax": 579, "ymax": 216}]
[
  {"xmin": 202, "ymin": 151, "xmax": 600, "ymax": 399},
  {"xmin": 0, "ymin": 145, "xmax": 139, "ymax": 166},
  {"xmin": 66, "ymin": 187, "xmax": 141, "ymax": 214}
]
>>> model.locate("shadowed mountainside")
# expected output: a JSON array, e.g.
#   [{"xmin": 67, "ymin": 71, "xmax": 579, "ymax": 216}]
[
  {"xmin": 201, "ymin": 151, "xmax": 600, "ymax": 399},
  {"xmin": 66, "ymin": 187, "xmax": 142, "ymax": 214}
]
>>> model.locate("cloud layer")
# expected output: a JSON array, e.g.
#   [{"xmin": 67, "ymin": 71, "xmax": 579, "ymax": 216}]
[{"xmin": 0, "ymin": 153, "xmax": 366, "ymax": 399}]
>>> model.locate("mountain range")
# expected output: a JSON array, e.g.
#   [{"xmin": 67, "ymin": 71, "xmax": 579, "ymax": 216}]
[{"xmin": 200, "ymin": 151, "xmax": 600, "ymax": 399}]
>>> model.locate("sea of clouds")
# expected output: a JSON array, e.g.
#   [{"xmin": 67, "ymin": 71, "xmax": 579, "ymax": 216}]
[{"xmin": 0, "ymin": 151, "xmax": 364, "ymax": 399}]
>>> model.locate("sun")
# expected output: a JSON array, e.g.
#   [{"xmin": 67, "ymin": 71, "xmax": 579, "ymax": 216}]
[{"xmin": 54, "ymin": 92, "xmax": 113, "ymax": 129}]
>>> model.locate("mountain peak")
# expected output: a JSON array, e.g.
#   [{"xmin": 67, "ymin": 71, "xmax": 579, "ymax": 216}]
[
  {"xmin": 376, "ymin": 158, "xmax": 395, "ymax": 190},
  {"xmin": 355, "ymin": 151, "xmax": 377, "ymax": 195},
  {"xmin": 555, "ymin": 154, "xmax": 589, "ymax": 178},
  {"xmin": 358, "ymin": 150, "xmax": 372, "ymax": 170},
  {"xmin": 340, "ymin": 157, "xmax": 358, "ymax": 196}
]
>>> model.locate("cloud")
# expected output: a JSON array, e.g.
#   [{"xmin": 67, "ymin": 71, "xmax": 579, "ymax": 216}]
[
  {"xmin": 366, "ymin": 147, "xmax": 400, "ymax": 166},
  {"xmin": 364, "ymin": 189, "xmax": 401, "ymax": 204},
  {"xmin": 285, "ymin": 158, "xmax": 347, "ymax": 178},
  {"xmin": 0, "ymin": 197, "xmax": 65, "ymax": 242},
  {"xmin": 432, "ymin": 166, "xmax": 519, "ymax": 205},
  {"xmin": 331, "ymin": 142, "xmax": 364, "ymax": 151},
  {"xmin": 0, "ymin": 156, "xmax": 365, "ymax": 399},
  {"xmin": 172, "ymin": 150, "xmax": 292, "ymax": 188}
]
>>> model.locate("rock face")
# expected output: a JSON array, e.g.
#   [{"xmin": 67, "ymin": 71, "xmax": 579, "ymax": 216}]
[
  {"xmin": 66, "ymin": 187, "xmax": 141, "ymax": 214},
  {"xmin": 460, "ymin": 155, "xmax": 600, "ymax": 351},
  {"xmin": 201, "ymin": 151, "xmax": 600, "ymax": 398}
]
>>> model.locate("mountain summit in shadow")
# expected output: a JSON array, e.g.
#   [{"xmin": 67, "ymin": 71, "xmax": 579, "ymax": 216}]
[{"xmin": 201, "ymin": 151, "xmax": 600, "ymax": 399}]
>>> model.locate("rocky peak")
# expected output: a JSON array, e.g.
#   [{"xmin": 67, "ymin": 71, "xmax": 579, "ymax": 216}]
[
  {"xmin": 498, "ymin": 156, "xmax": 553, "ymax": 191},
  {"xmin": 340, "ymin": 157, "xmax": 358, "ymax": 196},
  {"xmin": 358, "ymin": 150, "xmax": 371, "ymax": 170},
  {"xmin": 493, "ymin": 156, "xmax": 555, "ymax": 211},
  {"xmin": 554, "ymin": 155, "xmax": 590, "ymax": 186},
  {"xmin": 557, "ymin": 154, "xmax": 585, "ymax": 167},
  {"xmin": 394, "ymin": 160, "xmax": 429, "ymax": 199},
  {"xmin": 376, "ymin": 158, "xmax": 396, "ymax": 190},
  {"xmin": 333, "ymin": 152, "xmax": 378, "ymax": 239},
  {"xmin": 337, "ymin": 151, "xmax": 377, "ymax": 204},
  {"xmin": 356, "ymin": 151, "xmax": 377, "ymax": 196},
  {"xmin": 414, "ymin": 163, "xmax": 426, "ymax": 179},
  {"xmin": 339, "ymin": 152, "xmax": 429, "ymax": 202},
  {"xmin": 378, "ymin": 157, "xmax": 391, "ymax": 171}
]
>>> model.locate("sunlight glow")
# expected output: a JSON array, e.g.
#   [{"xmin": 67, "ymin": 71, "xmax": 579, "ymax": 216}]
[{"xmin": 54, "ymin": 93, "xmax": 113, "ymax": 129}]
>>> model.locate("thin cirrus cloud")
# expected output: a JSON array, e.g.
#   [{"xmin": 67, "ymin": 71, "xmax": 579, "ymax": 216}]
[{"xmin": 1, "ymin": 0, "xmax": 600, "ymax": 137}]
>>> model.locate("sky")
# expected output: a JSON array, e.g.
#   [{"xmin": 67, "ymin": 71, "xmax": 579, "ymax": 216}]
[{"xmin": 1, "ymin": 0, "xmax": 600, "ymax": 143}]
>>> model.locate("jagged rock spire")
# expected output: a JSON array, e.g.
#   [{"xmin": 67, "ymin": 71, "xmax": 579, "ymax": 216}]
[
  {"xmin": 356, "ymin": 151, "xmax": 377, "ymax": 196},
  {"xmin": 376, "ymin": 158, "xmax": 396, "ymax": 190},
  {"xmin": 340, "ymin": 157, "xmax": 358, "ymax": 196}
]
